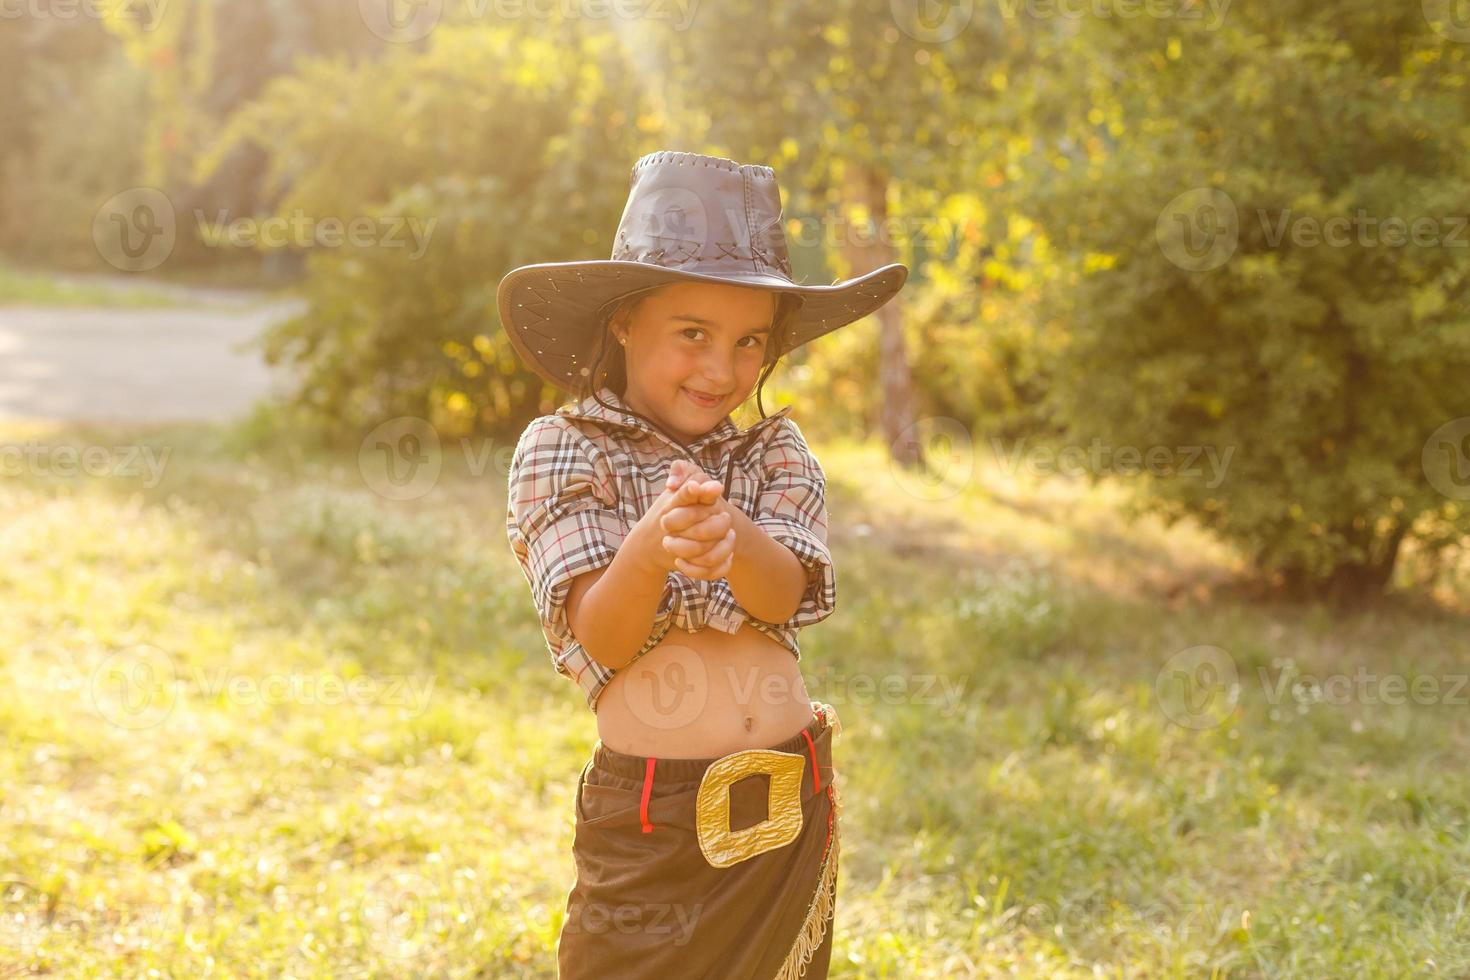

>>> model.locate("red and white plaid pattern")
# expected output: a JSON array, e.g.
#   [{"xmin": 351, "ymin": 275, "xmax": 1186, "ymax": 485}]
[{"xmin": 506, "ymin": 385, "xmax": 836, "ymax": 712}]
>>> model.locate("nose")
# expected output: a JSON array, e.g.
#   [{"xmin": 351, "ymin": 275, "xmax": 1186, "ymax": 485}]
[{"xmin": 700, "ymin": 351, "xmax": 736, "ymax": 392}]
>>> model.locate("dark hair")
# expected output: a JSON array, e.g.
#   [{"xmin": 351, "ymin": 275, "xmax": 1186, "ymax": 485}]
[{"xmin": 576, "ymin": 284, "xmax": 802, "ymax": 432}]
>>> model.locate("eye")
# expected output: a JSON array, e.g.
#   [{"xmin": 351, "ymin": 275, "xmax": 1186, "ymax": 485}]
[{"xmin": 681, "ymin": 328, "xmax": 765, "ymax": 348}]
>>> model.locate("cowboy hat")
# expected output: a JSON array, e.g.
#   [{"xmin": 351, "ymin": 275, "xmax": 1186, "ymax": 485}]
[{"xmin": 496, "ymin": 149, "xmax": 908, "ymax": 395}]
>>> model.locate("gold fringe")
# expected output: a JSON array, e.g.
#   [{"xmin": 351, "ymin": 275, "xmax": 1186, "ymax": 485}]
[{"xmin": 772, "ymin": 778, "xmax": 843, "ymax": 979}]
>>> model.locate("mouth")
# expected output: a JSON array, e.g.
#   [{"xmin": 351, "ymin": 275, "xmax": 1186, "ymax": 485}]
[{"xmin": 682, "ymin": 387, "xmax": 724, "ymax": 409}]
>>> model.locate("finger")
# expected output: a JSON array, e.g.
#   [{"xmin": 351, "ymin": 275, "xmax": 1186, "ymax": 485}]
[
  {"xmin": 692, "ymin": 479, "xmax": 723, "ymax": 504},
  {"xmin": 664, "ymin": 527, "xmax": 735, "ymax": 562},
  {"xmin": 673, "ymin": 478, "xmax": 707, "ymax": 504},
  {"xmin": 672, "ymin": 528, "xmax": 736, "ymax": 568},
  {"xmin": 661, "ymin": 506, "xmax": 695, "ymax": 535},
  {"xmin": 677, "ymin": 510, "xmax": 733, "ymax": 542},
  {"xmin": 662, "ymin": 530, "xmax": 729, "ymax": 560},
  {"xmin": 675, "ymin": 542, "xmax": 734, "ymax": 579},
  {"xmin": 661, "ymin": 501, "xmax": 725, "ymax": 535}
]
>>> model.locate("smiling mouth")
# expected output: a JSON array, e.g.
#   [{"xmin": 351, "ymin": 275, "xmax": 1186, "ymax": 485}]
[{"xmin": 683, "ymin": 387, "xmax": 724, "ymax": 408}]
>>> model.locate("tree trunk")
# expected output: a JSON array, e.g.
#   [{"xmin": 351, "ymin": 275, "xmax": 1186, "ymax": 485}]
[
  {"xmin": 838, "ymin": 161, "xmax": 921, "ymax": 468},
  {"xmin": 1278, "ymin": 523, "xmax": 1408, "ymax": 605}
]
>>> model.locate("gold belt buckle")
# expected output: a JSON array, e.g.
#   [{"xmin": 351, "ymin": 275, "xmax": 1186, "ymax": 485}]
[{"xmin": 694, "ymin": 749, "xmax": 806, "ymax": 869}]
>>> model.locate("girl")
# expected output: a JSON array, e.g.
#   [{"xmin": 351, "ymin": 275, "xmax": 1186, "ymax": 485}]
[{"xmin": 499, "ymin": 150, "xmax": 906, "ymax": 978}]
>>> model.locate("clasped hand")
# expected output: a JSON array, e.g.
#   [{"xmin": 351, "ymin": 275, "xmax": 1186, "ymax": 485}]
[{"xmin": 658, "ymin": 458, "xmax": 737, "ymax": 580}]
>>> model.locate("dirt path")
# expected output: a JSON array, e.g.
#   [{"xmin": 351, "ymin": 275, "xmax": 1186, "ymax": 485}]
[{"xmin": 0, "ymin": 291, "xmax": 306, "ymax": 422}]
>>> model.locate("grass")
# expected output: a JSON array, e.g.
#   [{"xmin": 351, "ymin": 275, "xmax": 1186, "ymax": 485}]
[
  {"xmin": 0, "ymin": 260, "xmax": 301, "ymax": 309},
  {"xmin": 2, "ymin": 404, "xmax": 1468, "ymax": 977},
  {"xmin": 0, "ymin": 263, "xmax": 187, "ymax": 309}
]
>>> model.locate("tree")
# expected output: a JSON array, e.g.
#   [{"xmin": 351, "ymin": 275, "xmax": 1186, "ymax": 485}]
[
  {"xmin": 1010, "ymin": 0, "xmax": 1470, "ymax": 598},
  {"xmin": 618, "ymin": 2, "xmax": 1018, "ymax": 465}
]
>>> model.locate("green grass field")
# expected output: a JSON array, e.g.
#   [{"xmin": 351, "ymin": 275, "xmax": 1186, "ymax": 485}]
[{"xmin": 3, "ymin": 406, "xmax": 1468, "ymax": 977}]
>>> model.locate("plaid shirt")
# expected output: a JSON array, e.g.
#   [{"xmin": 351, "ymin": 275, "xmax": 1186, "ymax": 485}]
[{"xmin": 505, "ymin": 384, "xmax": 836, "ymax": 712}]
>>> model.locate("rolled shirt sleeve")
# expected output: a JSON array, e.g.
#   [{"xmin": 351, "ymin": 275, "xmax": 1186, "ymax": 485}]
[
  {"xmin": 750, "ymin": 418, "xmax": 836, "ymax": 629},
  {"xmin": 505, "ymin": 418, "xmax": 627, "ymax": 654}
]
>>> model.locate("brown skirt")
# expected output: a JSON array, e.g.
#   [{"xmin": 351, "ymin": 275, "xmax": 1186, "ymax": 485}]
[{"xmin": 558, "ymin": 701, "xmax": 843, "ymax": 980}]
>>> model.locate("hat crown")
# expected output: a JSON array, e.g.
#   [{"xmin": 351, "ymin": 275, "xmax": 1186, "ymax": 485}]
[{"xmin": 610, "ymin": 150, "xmax": 794, "ymax": 281}]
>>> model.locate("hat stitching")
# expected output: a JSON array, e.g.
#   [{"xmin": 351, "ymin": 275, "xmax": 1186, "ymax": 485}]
[{"xmin": 633, "ymin": 150, "xmax": 774, "ymax": 180}]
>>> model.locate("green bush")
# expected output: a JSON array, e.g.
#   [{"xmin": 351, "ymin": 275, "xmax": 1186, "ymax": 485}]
[
  {"xmin": 197, "ymin": 24, "xmax": 650, "ymax": 441},
  {"xmin": 1014, "ymin": 1, "xmax": 1470, "ymax": 599}
]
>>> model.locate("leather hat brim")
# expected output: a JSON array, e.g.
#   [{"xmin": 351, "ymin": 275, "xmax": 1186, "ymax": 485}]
[{"xmin": 496, "ymin": 259, "xmax": 908, "ymax": 394}]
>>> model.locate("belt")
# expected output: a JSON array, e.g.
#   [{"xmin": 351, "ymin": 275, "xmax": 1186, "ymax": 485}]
[{"xmin": 587, "ymin": 700, "xmax": 842, "ymax": 868}]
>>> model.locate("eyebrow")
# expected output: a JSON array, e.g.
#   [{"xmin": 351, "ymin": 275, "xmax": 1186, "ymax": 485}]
[{"xmin": 670, "ymin": 314, "xmax": 772, "ymax": 335}]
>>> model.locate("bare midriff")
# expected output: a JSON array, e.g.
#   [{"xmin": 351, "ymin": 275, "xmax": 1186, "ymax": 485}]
[{"xmin": 594, "ymin": 620, "xmax": 816, "ymax": 759}]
